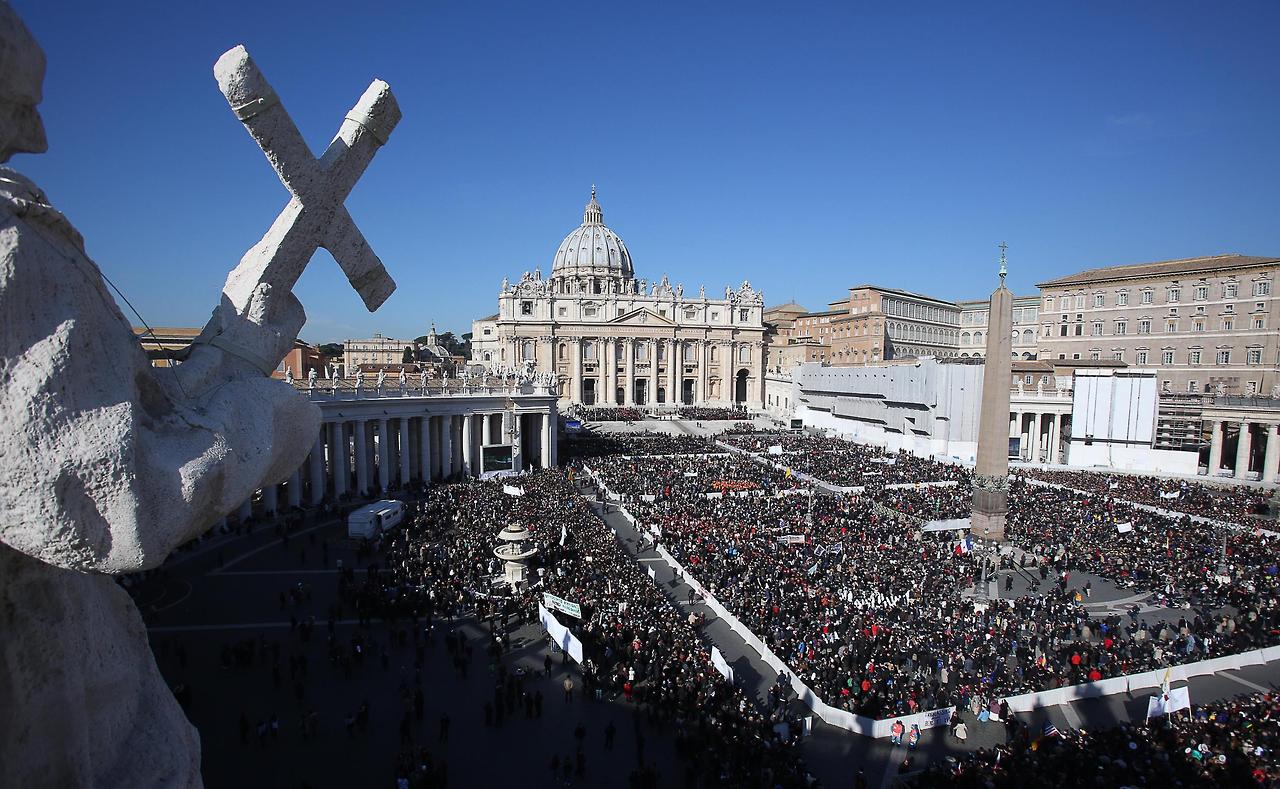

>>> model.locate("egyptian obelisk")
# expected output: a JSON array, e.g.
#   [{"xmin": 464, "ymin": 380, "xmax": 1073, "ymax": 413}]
[{"xmin": 971, "ymin": 244, "xmax": 1014, "ymax": 541}]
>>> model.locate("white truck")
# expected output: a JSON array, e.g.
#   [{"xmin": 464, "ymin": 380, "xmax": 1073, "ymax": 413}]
[{"xmin": 347, "ymin": 500, "xmax": 404, "ymax": 540}]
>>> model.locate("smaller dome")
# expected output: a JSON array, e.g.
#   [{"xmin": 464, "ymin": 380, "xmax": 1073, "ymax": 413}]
[{"xmin": 551, "ymin": 186, "xmax": 634, "ymax": 281}]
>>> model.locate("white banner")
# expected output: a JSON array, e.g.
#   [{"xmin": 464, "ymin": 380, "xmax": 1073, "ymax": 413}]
[
  {"xmin": 503, "ymin": 484, "xmax": 525, "ymax": 497},
  {"xmin": 542, "ymin": 592, "xmax": 582, "ymax": 619},
  {"xmin": 641, "ymin": 494, "xmax": 657, "ymax": 502},
  {"xmin": 647, "ymin": 565, "xmax": 656, "ymax": 579},
  {"xmin": 711, "ymin": 646, "xmax": 734, "ymax": 682},
  {"xmin": 1116, "ymin": 522, "xmax": 1134, "ymax": 534},
  {"xmin": 1160, "ymin": 490, "xmax": 1180, "ymax": 499},
  {"xmin": 778, "ymin": 535, "xmax": 807, "ymax": 544},
  {"xmin": 768, "ymin": 445, "xmax": 784, "ymax": 456},
  {"xmin": 538, "ymin": 604, "xmax": 584, "ymax": 664}
]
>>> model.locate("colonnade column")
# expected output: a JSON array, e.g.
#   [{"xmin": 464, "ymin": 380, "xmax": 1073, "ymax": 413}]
[
  {"xmin": 1206, "ymin": 420, "xmax": 1223, "ymax": 475},
  {"xmin": 1030, "ymin": 413, "xmax": 1043, "ymax": 463},
  {"xmin": 510, "ymin": 411, "xmax": 523, "ymax": 472},
  {"xmin": 1047, "ymin": 414, "xmax": 1060, "ymax": 465},
  {"xmin": 1235, "ymin": 420, "xmax": 1252, "ymax": 479},
  {"xmin": 287, "ymin": 470, "xmax": 302, "ymax": 508},
  {"xmin": 482, "ymin": 413, "xmax": 492, "ymax": 445},
  {"xmin": 309, "ymin": 429, "xmax": 326, "ymax": 505},
  {"xmin": 418, "ymin": 416, "xmax": 433, "ymax": 482},
  {"xmin": 354, "ymin": 420, "xmax": 370, "ymax": 495},
  {"xmin": 1263, "ymin": 423, "xmax": 1280, "ymax": 484},
  {"xmin": 399, "ymin": 419, "xmax": 411, "ymax": 486},
  {"xmin": 376, "ymin": 418, "xmax": 390, "ymax": 492},
  {"xmin": 331, "ymin": 421, "xmax": 348, "ymax": 499},
  {"xmin": 540, "ymin": 412, "xmax": 552, "ymax": 470},
  {"xmin": 438, "ymin": 416, "xmax": 452, "ymax": 480},
  {"xmin": 462, "ymin": 414, "xmax": 474, "ymax": 476},
  {"xmin": 262, "ymin": 482, "xmax": 278, "ymax": 515}
]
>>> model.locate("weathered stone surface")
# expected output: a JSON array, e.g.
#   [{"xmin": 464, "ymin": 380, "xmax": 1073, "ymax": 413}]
[{"xmin": 0, "ymin": 7, "xmax": 401, "ymax": 786}]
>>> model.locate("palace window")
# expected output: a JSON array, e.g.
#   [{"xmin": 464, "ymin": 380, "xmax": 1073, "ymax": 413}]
[
  {"xmin": 1255, "ymin": 280, "xmax": 1271, "ymax": 296},
  {"xmin": 1167, "ymin": 287, "xmax": 1180, "ymax": 303},
  {"xmin": 1116, "ymin": 291, "xmax": 1129, "ymax": 306},
  {"xmin": 1162, "ymin": 350, "xmax": 1174, "ymax": 365},
  {"xmin": 1188, "ymin": 380, "xmax": 1198, "ymax": 393},
  {"xmin": 739, "ymin": 308, "xmax": 749, "ymax": 322},
  {"xmin": 1112, "ymin": 350, "xmax": 1124, "ymax": 361},
  {"xmin": 1253, "ymin": 316, "xmax": 1266, "ymax": 330},
  {"xmin": 1248, "ymin": 348, "xmax": 1262, "ymax": 365},
  {"xmin": 1192, "ymin": 320, "xmax": 1205, "ymax": 332},
  {"xmin": 1222, "ymin": 318, "xmax": 1234, "ymax": 331},
  {"xmin": 1141, "ymin": 289, "xmax": 1154, "ymax": 304},
  {"xmin": 1093, "ymin": 293, "xmax": 1104, "ymax": 307},
  {"xmin": 584, "ymin": 341, "xmax": 597, "ymax": 361},
  {"xmin": 1224, "ymin": 282, "xmax": 1238, "ymax": 298},
  {"xmin": 1138, "ymin": 319, "xmax": 1151, "ymax": 334},
  {"xmin": 1216, "ymin": 349, "xmax": 1231, "ymax": 365},
  {"xmin": 1090, "ymin": 321, "xmax": 1103, "ymax": 336},
  {"xmin": 1136, "ymin": 350, "xmax": 1149, "ymax": 365},
  {"xmin": 583, "ymin": 306, "xmax": 598, "ymax": 318},
  {"xmin": 1089, "ymin": 350, "xmax": 1100, "ymax": 360},
  {"xmin": 521, "ymin": 301, "xmax": 533, "ymax": 316},
  {"xmin": 1194, "ymin": 285, "xmax": 1208, "ymax": 301},
  {"xmin": 1189, "ymin": 350, "xmax": 1202, "ymax": 365},
  {"xmin": 1115, "ymin": 321, "xmax": 1127, "ymax": 335},
  {"xmin": 1166, "ymin": 320, "xmax": 1177, "ymax": 333}
]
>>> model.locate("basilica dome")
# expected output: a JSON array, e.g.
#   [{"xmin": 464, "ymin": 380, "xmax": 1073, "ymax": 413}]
[{"xmin": 550, "ymin": 187, "xmax": 634, "ymax": 282}]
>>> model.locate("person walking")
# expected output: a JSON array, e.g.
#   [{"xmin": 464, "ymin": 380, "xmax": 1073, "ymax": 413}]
[{"xmin": 563, "ymin": 676, "xmax": 574, "ymax": 703}]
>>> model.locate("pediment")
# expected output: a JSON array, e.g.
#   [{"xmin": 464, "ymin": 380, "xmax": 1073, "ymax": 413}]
[{"xmin": 608, "ymin": 308, "xmax": 675, "ymax": 327}]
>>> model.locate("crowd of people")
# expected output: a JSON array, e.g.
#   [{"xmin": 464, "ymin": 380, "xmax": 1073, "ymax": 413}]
[
  {"xmin": 580, "ymin": 453, "xmax": 801, "ymax": 499},
  {"xmin": 578, "ymin": 441, "xmax": 1280, "ymax": 723},
  {"xmin": 571, "ymin": 407, "xmax": 648, "ymax": 423},
  {"xmin": 1021, "ymin": 467, "xmax": 1273, "ymax": 527},
  {"xmin": 718, "ymin": 430, "xmax": 970, "ymax": 489},
  {"xmin": 676, "ymin": 406, "xmax": 751, "ymax": 421},
  {"xmin": 915, "ymin": 692, "xmax": 1280, "ymax": 787},
  {"xmin": 368, "ymin": 472, "xmax": 812, "ymax": 787},
  {"xmin": 561, "ymin": 431, "xmax": 720, "ymax": 460}
]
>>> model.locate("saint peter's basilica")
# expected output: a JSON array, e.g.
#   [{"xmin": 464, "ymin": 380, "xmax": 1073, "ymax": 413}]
[{"xmin": 470, "ymin": 189, "xmax": 766, "ymax": 408}]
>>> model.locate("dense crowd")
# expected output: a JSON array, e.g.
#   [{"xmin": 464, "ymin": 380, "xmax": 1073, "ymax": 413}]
[
  {"xmin": 579, "ymin": 443, "xmax": 1280, "ymax": 721},
  {"xmin": 562, "ymin": 431, "xmax": 719, "ymax": 460},
  {"xmin": 581, "ymin": 454, "xmax": 801, "ymax": 498},
  {"xmin": 1021, "ymin": 467, "xmax": 1272, "ymax": 527},
  {"xmin": 572, "ymin": 407, "xmax": 648, "ymax": 423},
  {"xmin": 676, "ymin": 406, "xmax": 751, "ymax": 421},
  {"xmin": 370, "ymin": 473, "xmax": 811, "ymax": 787},
  {"xmin": 718, "ymin": 430, "xmax": 969, "ymax": 489},
  {"xmin": 915, "ymin": 692, "xmax": 1280, "ymax": 788}
]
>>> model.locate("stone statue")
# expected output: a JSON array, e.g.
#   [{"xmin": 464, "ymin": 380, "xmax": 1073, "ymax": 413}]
[
  {"xmin": 284, "ymin": 364, "xmax": 294, "ymax": 382},
  {"xmin": 699, "ymin": 284, "xmax": 705, "ymax": 299},
  {"xmin": 398, "ymin": 367, "xmax": 407, "ymax": 390},
  {"xmin": 307, "ymin": 367, "xmax": 317, "ymax": 389},
  {"xmin": 676, "ymin": 283, "xmax": 683, "ymax": 299},
  {"xmin": 501, "ymin": 275, "xmax": 509, "ymax": 292},
  {"xmin": 376, "ymin": 367, "xmax": 387, "ymax": 391},
  {"xmin": 0, "ymin": 9, "xmax": 404, "ymax": 786}
]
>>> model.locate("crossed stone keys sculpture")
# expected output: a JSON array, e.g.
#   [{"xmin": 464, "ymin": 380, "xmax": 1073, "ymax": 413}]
[{"xmin": 187, "ymin": 45, "xmax": 400, "ymax": 372}]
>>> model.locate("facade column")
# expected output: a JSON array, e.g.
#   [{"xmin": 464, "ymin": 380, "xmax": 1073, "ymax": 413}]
[
  {"xmin": 354, "ymin": 420, "xmax": 370, "ymax": 495},
  {"xmin": 418, "ymin": 415, "xmax": 433, "ymax": 482},
  {"xmin": 624, "ymin": 339, "xmax": 635, "ymax": 406},
  {"xmin": 287, "ymin": 470, "xmax": 302, "ymax": 508},
  {"xmin": 549, "ymin": 401, "xmax": 559, "ymax": 468},
  {"xmin": 602, "ymin": 340, "xmax": 612, "ymax": 406},
  {"xmin": 332, "ymin": 421, "xmax": 348, "ymax": 499},
  {"xmin": 376, "ymin": 418, "xmax": 390, "ymax": 491},
  {"xmin": 1263, "ymin": 423, "xmax": 1280, "ymax": 484},
  {"xmin": 309, "ymin": 429, "xmax": 326, "ymax": 505},
  {"xmin": 482, "ymin": 412, "xmax": 492, "ymax": 445},
  {"xmin": 399, "ymin": 418, "xmax": 411, "ymax": 486},
  {"xmin": 1234, "ymin": 420, "xmax": 1252, "ymax": 478},
  {"xmin": 670, "ymin": 339, "xmax": 680, "ymax": 406},
  {"xmin": 649, "ymin": 340, "xmax": 659, "ymax": 407},
  {"xmin": 1047, "ymin": 414, "xmax": 1060, "ymax": 465},
  {"xmin": 462, "ymin": 414, "xmax": 474, "ymax": 477},
  {"xmin": 571, "ymin": 338, "xmax": 582, "ymax": 403},
  {"xmin": 1207, "ymin": 419, "xmax": 1223, "ymax": 475},
  {"xmin": 699, "ymin": 340, "xmax": 709, "ymax": 406},
  {"xmin": 262, "ymin": 482, "xmax": 278, "ymax": 515}
]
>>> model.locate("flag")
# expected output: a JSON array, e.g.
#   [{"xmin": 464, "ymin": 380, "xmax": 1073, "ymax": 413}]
[
  {"xmin": 785, "ymin": 467, "xmax": 793, "ymax": 478},
  {"xmin": 957, "ymin": 535, "xmax": 973, "ymax": 554},
  {"xmin": 559, "ymin": 523, "xmax": 567, "ymax": 546},
  {"xmin": 1042, "ymin": 721, "xmax": 1059, "ymax": 738}
]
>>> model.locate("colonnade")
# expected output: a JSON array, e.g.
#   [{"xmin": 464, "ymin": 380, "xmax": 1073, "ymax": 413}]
[
  {"xmin": 1204, "ymin": 419, "xmax": 1280, "ymax": 482},
  {"xmin": 1010, "ymin": 411, "xmax": 1070, "ymax": 465},
  {"xmin": 241, "ymin": 407, "xmax": 559, "ymax": 518}
]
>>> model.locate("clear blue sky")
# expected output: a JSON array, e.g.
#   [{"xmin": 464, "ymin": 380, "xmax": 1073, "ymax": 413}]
[{"xmin": 14, "ymin": 1, "xmax": 1280, "ymax": 343}]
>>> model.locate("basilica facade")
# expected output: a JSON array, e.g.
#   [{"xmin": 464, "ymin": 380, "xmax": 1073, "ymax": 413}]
[{"xmin": 470, "ymin": 189, "xmax": 766, "ymax": 409}]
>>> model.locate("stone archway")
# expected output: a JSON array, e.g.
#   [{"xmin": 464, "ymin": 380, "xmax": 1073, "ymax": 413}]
[{"xmin": 734, "ymin": 369, "xmax": 749, "ymax": 404}]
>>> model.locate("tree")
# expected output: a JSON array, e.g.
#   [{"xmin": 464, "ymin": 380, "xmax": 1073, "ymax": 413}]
[
  {"xmin": 401, "ymin": 345, "xmax": 414, "ymax": 364},
  {"xmin": 318, "ymin": 342, "xmax": 343, "ymax": 359}
]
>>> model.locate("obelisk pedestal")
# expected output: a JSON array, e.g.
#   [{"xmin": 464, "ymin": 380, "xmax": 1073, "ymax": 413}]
[{"xmin": 971, "ymin": 247, "xmax": 1014, "ymax": 541}]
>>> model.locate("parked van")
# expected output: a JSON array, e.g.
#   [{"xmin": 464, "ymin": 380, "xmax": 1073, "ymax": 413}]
[{"xmin": 347, "ymin": 500, "xmax": 403, "ymax": 540}]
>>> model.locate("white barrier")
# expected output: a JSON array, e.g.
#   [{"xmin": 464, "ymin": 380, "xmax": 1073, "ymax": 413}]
[
  {"xmin": 711, "ymin": 646, "xmax": 734, "ymax": 682},
  {"xmin": 538, "ymin": 604, "xmax": 584, "ymax": 664}
]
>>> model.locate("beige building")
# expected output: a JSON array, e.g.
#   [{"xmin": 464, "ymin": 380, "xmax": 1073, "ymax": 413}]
[
  {"xmin": 470, "ymin": 189, "xmax": 766, "ymax": 408},
  {"xmin": 1036, "ymin": 254, "xmax": 1279, "ymax": 396},
  {"xmin": 957, "ymin": 295, "xmax": 1042, "ymax": 360},
  {"xmin": 786, "ymin": 286, "xmax": 964, "ymax": 365},
  {"xmin": 344, "ymin": 332, "xmax": 415, "ymax": 370}
]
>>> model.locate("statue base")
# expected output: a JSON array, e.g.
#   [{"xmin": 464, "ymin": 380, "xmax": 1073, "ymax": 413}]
[{"xmin": 971, "ymin": 487, "xmax": 1008, "ymax": 542}]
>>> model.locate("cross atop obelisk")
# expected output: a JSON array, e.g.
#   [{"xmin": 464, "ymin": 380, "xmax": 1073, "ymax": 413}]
[{"xmin": 998, "ymin": 241, "xmax": 1008, "ymax": 282}]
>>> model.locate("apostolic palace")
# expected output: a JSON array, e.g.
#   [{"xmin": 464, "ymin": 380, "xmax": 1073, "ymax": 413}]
[{"xmin": 470, "ymin": 188, "xmax": 767, "ymax": 409}]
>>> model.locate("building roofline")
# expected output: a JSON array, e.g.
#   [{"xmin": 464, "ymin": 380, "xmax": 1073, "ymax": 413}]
[{"xmin": 1037, "ymin": 254, "xmax": 1279, "ymax": 288}]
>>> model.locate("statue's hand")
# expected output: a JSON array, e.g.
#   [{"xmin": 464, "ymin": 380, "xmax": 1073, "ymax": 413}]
[{"xmin": 192, "ymin": 282, "xmax": 304, "ymax": 376}]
